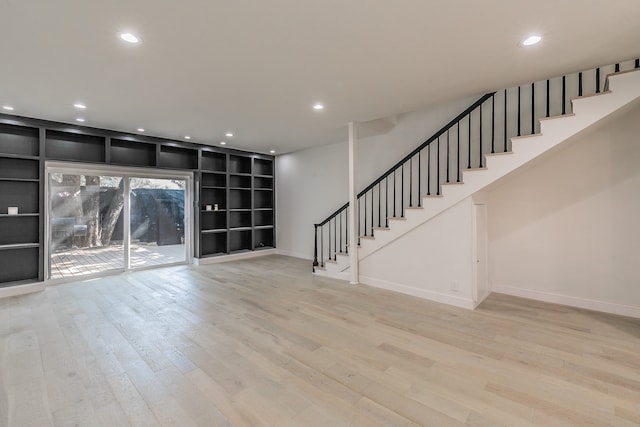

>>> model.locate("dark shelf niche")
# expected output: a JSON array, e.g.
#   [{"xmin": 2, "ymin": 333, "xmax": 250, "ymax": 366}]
[
  {"xmin": 202, "ymin": 172, "xmax": 226, "ymax": 187},
  {"xmin": 254, "ymin": 210, "xmax": 273, "ymax": 227},
  {"xmin": 202, "ymin": 151, "xmax": 226, "ymax": 172},
  {"xmin": 229, "ymin": 155, "xmax": 252, "ymax": 174},
  {"xmin": 254, "ymin": 176, "xmax": 273, "ymax": 189},
  {"xmin": 0, "ymin": 123, "xmax": 39, "ymax": 157},
  {"xmin": 158, "ymin": 145, "xmax": 198, "ymax": 169},
  {"xmin": 229, "ymin": 174, "xmax": 251, "ymax": 188},
  {"xmin": 110, "ymin": 139, "xmax": 157, "ymax": 167},
  {"xmin": 0, "ymin": 180, "xmax": 39, "ymax": 214},
  {"xmin": 201, "ymin": 188, "xmax": 226, "ymax": 210},
  {"xmin": 0, "ymin": 157, "xmax": 39, "ymax": 180},
  {"xmin": 0, "ymin": 246, "xmax": 39, "ymax": 285},
  {"xmin": 0, "ymin": 216, "xmax": 39, "ymax": 246},
  {"xmin": 254, "ymin": 158, "xmax": 273, "ymax": 176},
  {"xmin": 254, "ymin": 228, "xmax": 274, "ymax": 249},
  {"xmin": 229, "ymin": 189, "xmax": 251, "ymax": 210},
  {"xmin": 230, "ymin": 229, "xmax": 252, "ymax": 252},
  {"xmin": 229, "ymin": 210, "xmax": 251, "ymax": 228},
  {"xmin": 46, "ymin": 130, "xmax": 106, "ymax": 162},
  {"xmin": 254, "ymin": 190, "xmax": 273, "ymax": 209},
  {"xmin": 201, "ymin": 232, "xmax": 227, "ymax": 256},
  {"xmin": 201, "ymin": 211, "xmax": 227, "ymax": 230}
]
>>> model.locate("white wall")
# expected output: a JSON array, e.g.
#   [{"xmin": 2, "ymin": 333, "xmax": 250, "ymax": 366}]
[
  {"xmin": 359, "ymin": 197, "xmax": 476, "ymax": 309},
  {"xmin": 276, "ymin": 95, "xmax": 477, "ymax": 260},
  {"xmin": 487, "ymin": 104, "xmax": 640, "ymax": 317}
]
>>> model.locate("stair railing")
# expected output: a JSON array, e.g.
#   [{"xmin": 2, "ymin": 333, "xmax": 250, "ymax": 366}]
[{"xmin": 313, "ymin": 58, "xmax": 640, "ymax": 272}]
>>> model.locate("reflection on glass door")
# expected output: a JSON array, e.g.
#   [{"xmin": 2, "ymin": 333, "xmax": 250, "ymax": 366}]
[
  {"xmin": 49, "ymin": 174, "xmax": 124, "ymax": 279},
  {"xmin": 129, "ymin": 177, "xmax": 186, "ymax": 268}
]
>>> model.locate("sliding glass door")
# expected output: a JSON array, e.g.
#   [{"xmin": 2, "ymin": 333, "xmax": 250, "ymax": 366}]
[{"xmin": 47, "ymin": 164, "xmax": 191, "ymax": 281}]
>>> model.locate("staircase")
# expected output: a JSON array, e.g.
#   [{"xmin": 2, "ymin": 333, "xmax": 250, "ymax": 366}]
[{"xmin": 313, "ymin": 59, "xmax": 640, "ymax": 285}]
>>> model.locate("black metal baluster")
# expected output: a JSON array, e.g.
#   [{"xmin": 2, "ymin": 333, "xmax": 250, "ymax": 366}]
[
  {"xmin": 313, "ymin": 224, "xmax": 318, "ymax": 268},
  {"xmin": 401, "ymin": 164, "xmax": 404, "ymax": 217},
  {"xmin": 446, "ymin": 131, "xmax": 450, "ymax": 182},
  {"xmin": 364, "ymin": 192, "xmax": 367, "ymax": 236},
  {"xmin": 385, "ymin": 177, "xmax": 388, "ymax": 227},
  {"xmin": 320, "ymin": 226, "xmax": 324, "ymax": 267},
  {"xmin": 328, "ymin": 220, "xmax": 331, "ymax": 262},
  {"xmin": 409, "ymin": 157, "xmax": 413, "ymax": 207},
  {"xmin": 517, "ymin": 86, "xmax": 521, "ymax": 136},
  {"xmin": 371, "ymin": 189, "xmax": 374, "ymax": 236},
  {"xmin": 378, "ymin": 183, "xmax": 381, "ymax": 227},
  {"xmin": 345, "ymin": 206, "xmax": 349, "ymax": 253},
  {"xmin": 357, "ymin": 198, "xmax": 360, "ymax": 244},
  {"xmin": 546, "ymin": 79, "xmax": 550, "ymax": 118},
  {"xmin": 427, "ymin": 144, "xmax": 431, "ymax": 195},
  {"xmin": 578, "ymin": 72, "xmax": 583, "ymax": 96},
  {"xmin": 339, "ymin": 210, "xmax": 342, "ymax": 253},
  {"xmin": 479, "ymin": 104, "xmax": 483, "ymax": 168},
  {"xmin": 504, "ymin": 89, "xmax": 508, "ymax": 152},
  {"xmin": 418, "ymin": 151, "xmax": 421, "ymax": 207},
  {"xmin": 491, "ymin": 94, "xmax": 495, "ymax": 154},
  {"xmin": 457, "ymin": 121, "xmax": 461, "ymax": 181},
  {"xmin": 562, "ymin": 76, "xmax": 566, "ymax": 115},
  {"xmin": 333, "ymin": 217, "xmax": 336, "ymax": 260},
  {"xmin": 531, "ymin": 82, "xmax": 535, "ymax": 134},
  {"xmin": 468, "ymin": 114, "xmax": 472, "ymax": 168},
  {"xmin": 636, "ymin": 59, "xmax": 639, "ymax": 68},
  {"xmin": 436, "ymin": 137, "xmax": 441, "ymax": 195},
  {"xmin": 596, "ymin": 68, "xmax": 600, "ymax": 93},
  {"xmin": 615, "ymin": 63, "xmax": 620, "ymax": 73},
  {"xmin": 393, "ymin": 170, "xmax": 396, "ymax": 217}
]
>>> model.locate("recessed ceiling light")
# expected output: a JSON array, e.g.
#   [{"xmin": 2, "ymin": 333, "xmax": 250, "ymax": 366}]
[
  {"xmin": 313, "ymin": 103, "xmax": 324, "ymax": 111},
  {"xmin": 184, "ymin": 136, "xmax": 191, "ymax": 140},
  {"xmin": 270, "ymin": 150, "xmax": 276, "ymax": 154},
  {"xmin": 119, "ymin": 32, "xmax": 140, "ymax": 44},
  {"xmin": 137, "ymin": 128, "xmax": 145, "ymax": 132},
  {"xmin": 2, "ymin": 105, "xmax": 14, "ymax": 111},
  {"xmin": 76, "ymin": 118, "xmax": 85, "ymax": 122},
  {"xmin": 74, "ymin": 103, "xmax": 86, "ymax": 109},
  {"xmin": 220, "ymin": 141, "xmax": 227, "ymax": 145},
  {"xmin": 225, "ymin": 132, "xmax": 233, "ymax": 137},
  {"xmin": 522, "ymin": 35, "xmax": 542, "ymax": 46}
]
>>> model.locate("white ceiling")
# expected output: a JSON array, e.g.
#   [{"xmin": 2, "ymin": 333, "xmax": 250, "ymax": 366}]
[{"xmin": 1, "ymin": 1, "xmax": 639, "ymax": 154}]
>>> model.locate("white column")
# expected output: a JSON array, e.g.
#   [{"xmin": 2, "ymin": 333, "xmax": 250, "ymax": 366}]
[{"xmin": 348, "ymin": 122, "xmax": 359, "ymax": 284}]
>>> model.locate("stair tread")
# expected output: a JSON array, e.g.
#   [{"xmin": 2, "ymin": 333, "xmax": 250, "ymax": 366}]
[
  {"xmin": 388, "ymin": 216, "xmax": 407, "ymax": 220},
  {"xmin": 539, "ymin": 113, "xmax": 575, "ymax": 122},
  {"xmin": 360, "ymin": 235, "xmax": 375, "ymax": 240},
  {"xmin": 571, "ymin": 91, "xmax": 611, "ymax": 102},
  {"xmin": 485, "ymin": 151, "xmax": 513, "ymax": 156},
  {"xmin": 511, "ymin": 133, "xmax": 542, "ymax": 141},
  {"xmin": 373, "ymin": 227, "xmax": 390, "ymax": 230}
]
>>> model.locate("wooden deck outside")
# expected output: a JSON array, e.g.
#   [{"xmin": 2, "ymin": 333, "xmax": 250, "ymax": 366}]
[{"xmin": 50, "ymin": 243, "xmax": 186, "ymax": 279}]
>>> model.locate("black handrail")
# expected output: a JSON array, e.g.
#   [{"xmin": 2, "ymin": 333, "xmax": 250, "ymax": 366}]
[{"xmin": 313, "ymin": 58, "xmax": 640, "ymax": 272}]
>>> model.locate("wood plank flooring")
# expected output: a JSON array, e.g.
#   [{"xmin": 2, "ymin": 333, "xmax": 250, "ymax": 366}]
[{"xmin": 1, "ymin": 255, "xmax": 639, "ymax": 426}]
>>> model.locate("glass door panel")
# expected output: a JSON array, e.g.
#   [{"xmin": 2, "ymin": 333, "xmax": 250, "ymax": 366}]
[
  {"xmin": 129, "ymin": 177, "xmax": 187, "ymax": 268},
  {"xmin": 49, "ymin": 174, "xmax": 124, "ymax": 279}
]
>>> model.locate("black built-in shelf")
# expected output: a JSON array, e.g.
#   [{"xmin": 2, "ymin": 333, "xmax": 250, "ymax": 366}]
[
  {"xmin": 0, "ymin": 123, "xmax": 39, "ymax": 157},
  {"xmin": 46, "ymin": 130, "xmax": 106, "ymax": 162},
  {"xmin": 110, "ymin": 139, "xmax": 157, "ymax": 167},
  {"xmin": 202, "ymin": 151, "xmax": 226, "ymax": 172},
  {"xmin": 159, "ymin": 145, "xmax": 198, "ymax": 169}
]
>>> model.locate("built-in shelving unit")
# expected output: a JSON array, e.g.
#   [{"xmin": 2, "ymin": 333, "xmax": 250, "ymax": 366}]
[
  {"xmin": 0, "ymin": 113, "xmax": 275, "ymax": 287},
  {"xmin": 197, "ymin": 152, "xmax": 275, "ymax": 258},
  {"xmin": 0, "ymin": 123, "xmax": 42, "ymax": 286}
]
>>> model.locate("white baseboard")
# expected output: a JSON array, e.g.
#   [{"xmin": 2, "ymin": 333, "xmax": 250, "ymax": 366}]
[
  {"xmin": 275, "ymin": 249, "xmax": 313, "ymax": 261},
  {"xmin": 360, "ymin": 275, "xmax": 475, "ymax": 310},
  {"xmin": 492, "ymin": 284, "xmax": 640, "ymax": 319},
  {"xmin": 194, "ymin": 249, "xmax": 278, "ymax": 265},
  {"xmin": 0, "ymin": 281, "xmax": 45, "ymax": 299}
]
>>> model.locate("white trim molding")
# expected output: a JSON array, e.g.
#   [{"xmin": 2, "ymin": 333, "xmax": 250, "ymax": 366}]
[
  {"xmin": 360, "ymin": 275, "xmax": 475, "ymax": 310},
  {"xmin": 275, "ymin": 249, "xmax": 312, "ymax": 261},
  {"xmin": 194, "ymin": 248, "xmax": 278, "ymax": 265},
  {"xmin": 0, "ymin": 282, "xmax": 45, "ymax": 299},
  {"xmin": 493, "ymin": 284, "xmax": 640, "ymax": 319}
]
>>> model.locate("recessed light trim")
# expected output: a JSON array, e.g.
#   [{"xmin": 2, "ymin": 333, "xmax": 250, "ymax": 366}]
[
  {"xmin": 2, "ymin": 105, "xmax": 14, "ymax": 111},
  {"xmin": 522, "ymin": 35, "xmax": 542, "ymax": 46},
  {"xmin": 74, "ymin": 103, "xmax": 86, "ymax": 109},
  {"xmin": 313, "ymin": 103, "xmax": 324, "ymax": 111},
  {"xmin": 220, "ymin": 141, "xmax": 227, "ymax": 145},
  {"xmin": 137, "ymin": 128, "xmax": 145, "ymax": 132},
  {"xmin": 184, "ymin": 136, "xmax": 191, "ymax": 140},
  {"xmin": 270, "ymin": 150, "xmax": 276, "ymax": 154},
  {"xmin": 120, "ymin": 32, "xmax": 140, "ymax": 44},
  {"xmin": 225, "ymin": 132, "xmax": 233, "ymax": 137},
  {"xmin": 76, "ymin": 118, "xmax": 85, "ymax": 122}
]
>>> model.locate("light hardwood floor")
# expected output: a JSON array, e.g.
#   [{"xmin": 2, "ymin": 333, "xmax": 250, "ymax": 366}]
[{"xmin": 1, "ymin": 255, "xmax": 639, "ymax": 426}]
